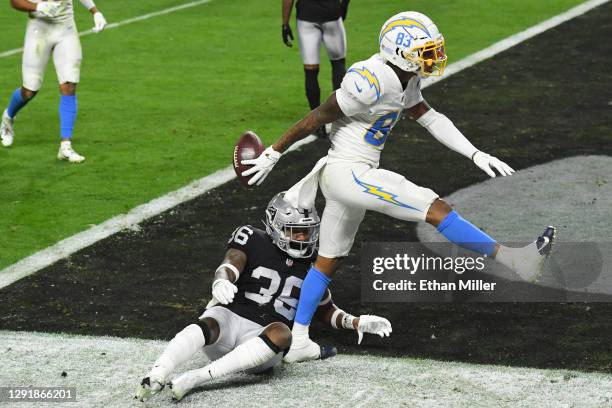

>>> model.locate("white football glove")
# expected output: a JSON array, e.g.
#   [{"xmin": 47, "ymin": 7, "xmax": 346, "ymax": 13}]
[
  {"xmin": 92, "ymin": 12, "xmax": 107, "ymax": 33},
  {"xmin": 35, "ymin": 1, "xmax": 64, "ymax": 18},
  {"xmin": 472, "ymin": 151, "xmax": 515, "ymax": 178},
  {"xmin": 241, "ymin": 146, "xmax": 281, "ymax": 186},
  {"xmin": 211, "ymin": 279, "xmax": 237, "ymax": 305},
  {"xmin": 356, "ymin": 314, "xmax": 392, "ymax": 345}
]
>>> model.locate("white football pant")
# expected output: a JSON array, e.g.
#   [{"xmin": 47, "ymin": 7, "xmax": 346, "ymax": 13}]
[
  {"xmin": 22, "ymin": 18, "xmax": 82, "ymax": 91},
  {"xmin": 297, "ymin": 18, "xmax": 346, "ymax": 65},
  {"xmin": 318, "ymin": 161, "xmax": 439, "ymax": 258}
]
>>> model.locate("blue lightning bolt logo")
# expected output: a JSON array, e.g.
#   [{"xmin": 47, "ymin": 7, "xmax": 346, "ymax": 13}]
[
  {"xmin": 347, "ymin": 67, "xmax": 380, "ymax": 99},
  {"xmin": 352, "ymin": 172, "xmax": 420, "ymax": 211}
]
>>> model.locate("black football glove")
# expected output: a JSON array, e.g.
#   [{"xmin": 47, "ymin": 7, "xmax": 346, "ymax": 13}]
[
  {"xmin": 340, "ymin": 0, "xmax": 350, "ymax": 21},
  {"xmin": 282, "ymin": 24, "xmax": 294, "ymax": 47}
]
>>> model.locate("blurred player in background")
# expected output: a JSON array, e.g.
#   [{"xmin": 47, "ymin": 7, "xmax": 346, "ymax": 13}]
[
  {"xmin": 282, "ymin": 0, "xmax": 349, "ymax": 137},
  {"xmin": 243, "ymin": 11, "xmax": 556, "ymax": 362},
  {"xmin": 1, "ymin": 0, "xmax": 108, "ymax": 162},
  {"xmin": 136, "ymin": 192, "xmax": 391, "ymax": 402}
]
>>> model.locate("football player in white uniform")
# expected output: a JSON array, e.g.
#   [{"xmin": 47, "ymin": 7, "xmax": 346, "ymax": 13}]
[
  {"xmin": 136, "ymin": 192, "xmax": 392, "ymax": 402},
  {"xmin": 242, "ymin": 12, "xmax": 556, "ymax": 363},
  {"xmin": 0, "ymin": 0, "xmax": 108, "ymax": 162}
]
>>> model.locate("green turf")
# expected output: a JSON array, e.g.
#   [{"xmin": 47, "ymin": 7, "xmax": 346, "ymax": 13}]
[{"xmin": 0, "ymin": 0, "xmax": 586, "ymax": 269}]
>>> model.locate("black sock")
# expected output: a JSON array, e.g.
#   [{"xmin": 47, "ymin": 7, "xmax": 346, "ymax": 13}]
[
  {"xmin": 331, "ymin": 58, "xmax": 346, "ymax": 90},
  {"xmin": 304, "ymin": 68, "xmax": 320, "ymax": 110}
]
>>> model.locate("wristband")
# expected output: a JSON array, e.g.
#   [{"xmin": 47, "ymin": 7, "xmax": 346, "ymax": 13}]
[
  {"xmin": 216, "ymin": 263, "xmax": 240, "ymax": 281},
  {"xmin": 79, "ymin": 0, "xmax": 96, "ymax": 10},
  {"xmin": 330, "ymin": 309, "xmax": 343, "ymax": 329},
  {"xmin": 342, "ymin": 313, "xmax": 356, "ymax": 330}
]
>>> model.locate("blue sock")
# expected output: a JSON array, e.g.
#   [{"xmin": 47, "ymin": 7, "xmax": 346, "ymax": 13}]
[
  {"xmin": 437, "ymin": 210, "xmax": 497, "ymax": 257},
  {"xmin": 295, "ymin": 266, "xmax": 332, "ymax": 325},
  {"xmin": 7, "ymin": 88, "xmax": 28, "ymax": 118},
  {"xmin": 59, "ymin": 95, "xmax": 77, "ymax": 138}
]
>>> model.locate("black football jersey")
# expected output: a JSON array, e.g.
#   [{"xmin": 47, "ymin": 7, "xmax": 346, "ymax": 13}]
[
  {"xmin": 296, "ymin": 0, "xmax": 342, "ymax": 23},
  {"xmin": 221, "ymin": 225, "xmax": 316, "ymax": 327}
]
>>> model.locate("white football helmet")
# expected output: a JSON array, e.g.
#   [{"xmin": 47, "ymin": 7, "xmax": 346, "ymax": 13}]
[
  {"xmin": 379, "ymin": 11, "xmax": 447, "ymax": 76},
  {"xmin": 265, "ymin": 192, "xmax": 320, "ymax": 258}
]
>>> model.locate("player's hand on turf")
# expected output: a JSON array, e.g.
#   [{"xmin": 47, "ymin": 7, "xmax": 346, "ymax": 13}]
[
  {"xmin": 92, "ymin": 12, "xmax": 108, "ymax": 33},
  {"xmin": 241, "ymin": 146, "xmax": 281, "ymax": 186},
  {"xmin": 472, "ymin": 151, "xmax": 515, "ymax": 178},
  {"xmin": 211, "ymin": 279, "xmax": 238, "ymax": 305},
  {"xmin": 282, "ymin": 24, "xmax": 294, "ymax": 47},
  {"xmin": 356, "ymin": 315, "xmax": 392, "ymax": 345},
  {"xmin": 35, "ymin": 1, "xmax": 64, "ymax": 18}
]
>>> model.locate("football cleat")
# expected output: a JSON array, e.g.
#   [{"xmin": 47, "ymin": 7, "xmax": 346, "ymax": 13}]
[
  {"xmin": 135, "ymin": 376, "xmax": 165, "ymax": 402},
  {"xmin": 1, "ymin": 110, "xmax": 14, "ymax": 147},
  {"xmin": 319, "ymin": 345, "xmax": 338, "ymax": 360},
  {"xmin": 283, "ymin": 338, "xmax": 321, "ymax": 363},
  {"xmin": 168, "ymin": 372, "xmax": 198, "ymax": 402},
  {"xmin": 536, "ymin": 226, "xmax": 556, "ymax": 256},
  {"xmin": 57, "ymin": 142, "xmax": 85, "ymax": 163},
  {"xmin": 515, "ymin": 226, "xmax": 556, "ymax": 282}
]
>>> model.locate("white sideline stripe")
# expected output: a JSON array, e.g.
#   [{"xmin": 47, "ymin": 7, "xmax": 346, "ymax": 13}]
[
  {"xmin": 0, "ymin": 0, "xmax": 213, "ymax": 58},
  {"xmin": 422, "ymin": 0, "xmax": 611, "ymax": 87},
  {"xmin": 0, "ymin": 136, "xmax": 317, "ymax": 289},
  {"xmin": 0, "ymin": 0, "xmax": 609, "ymax": 289}
]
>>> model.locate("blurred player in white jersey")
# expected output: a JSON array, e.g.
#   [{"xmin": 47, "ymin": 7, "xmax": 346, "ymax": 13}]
[
  {"xmin": 242, "ymin": 11, "xmax": 556, "ymax": 362},
  {"xmin": 0, "ymin": 0, "xmax": 108, "ymax": 162},
  {"xmin": 282, "ymin": 0, "xmax": 349, "ymax": 137}
]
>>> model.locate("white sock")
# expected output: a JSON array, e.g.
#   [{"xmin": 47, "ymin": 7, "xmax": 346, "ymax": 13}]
[
  {"xmin": 495, "ymin": 242, "xmax": 542, "ymax": 280},
  {"xmin": 187, "ymin": 336, "xmax": 277, "ymax": 387},
  {"xmin": 291, "ymin": 322, "xmax": 310, "ymax": 347},
  {"xmin": 150, "ymin": 324, "xmax": 205, "ymax": 380}
]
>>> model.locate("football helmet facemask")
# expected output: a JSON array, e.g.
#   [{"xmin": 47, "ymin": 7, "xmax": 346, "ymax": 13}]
[
  {"xmin": 265, "ymin": 192, "xmax": 320, "ymax": 258},
  {"xmin": 379, "ymin": 11, "xmax": 447, "ymax": 77}
]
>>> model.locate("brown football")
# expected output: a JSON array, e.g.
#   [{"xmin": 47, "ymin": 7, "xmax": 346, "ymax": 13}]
[{"xmin": 233, "ymin": 131, "xmax": 265, "ymax": 187}]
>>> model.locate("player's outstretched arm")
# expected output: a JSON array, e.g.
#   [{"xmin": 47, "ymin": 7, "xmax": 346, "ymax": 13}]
[
  {"xmin": 241, "ymin": 93, "xmax": 345, "ymax": 185},
  {"xmin": 408, "ymin": 100, "xmax": 515, "ymax": 178},
  {"xmin": 315, "ymin": 290, "xmax": 392, "ymax": 344},
  {"xmin": 210, "ymin": 248, "xmax": 247, "ymax": 305}
]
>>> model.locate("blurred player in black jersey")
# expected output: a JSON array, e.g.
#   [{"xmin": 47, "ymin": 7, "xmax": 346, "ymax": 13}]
[
  {"xmin": 282, "ymin": 0, "xmax": 350, "ymax": 137},
  {"xmin": 136, "ymin": 192, "xmax": 391, "ymax": 402}
]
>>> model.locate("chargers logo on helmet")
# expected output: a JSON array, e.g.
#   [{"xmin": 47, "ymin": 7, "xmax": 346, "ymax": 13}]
[{"xmin": 379, "ymin": 11, "xmax": 447, "ymax": 76}]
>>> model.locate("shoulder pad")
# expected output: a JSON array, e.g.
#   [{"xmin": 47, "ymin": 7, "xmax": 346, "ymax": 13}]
[{"xmin": 342, "ymin": 62, "xmax": 383, "ymax": 105}]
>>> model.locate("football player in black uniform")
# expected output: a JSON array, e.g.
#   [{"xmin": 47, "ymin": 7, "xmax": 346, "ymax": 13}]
[
  {"xmin": 282, "ymin": 0, "xmax": 350, "ymax": 137},
  {"xmin": 136, "ymin": 192, "xmax": 392, "ymax": 402}
]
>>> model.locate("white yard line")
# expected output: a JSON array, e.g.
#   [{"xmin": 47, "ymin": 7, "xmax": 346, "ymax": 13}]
[
  {"xmin": 0, "ymin": 0, "xmax": 213, "ymax": 58},
  {"xmin": 0, "ymin": 0, "xmax": 609, "ymax": 289}
]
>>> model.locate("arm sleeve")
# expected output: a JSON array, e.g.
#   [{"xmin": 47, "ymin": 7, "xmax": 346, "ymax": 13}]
[
  {"xmin": 416, "ymin": 108, "xmax": 478, "ymax": 159},
  {"xmin": 78, "ymin": 0, "xmax": 96, "ymax": 10}
]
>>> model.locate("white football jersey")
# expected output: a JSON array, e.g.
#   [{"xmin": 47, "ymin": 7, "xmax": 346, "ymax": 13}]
[
  {"xmin": 29, "ymin": 0, "xmax": 79, "ymax": 24},
  {"xmin": 330, "ymin": 53, "xmax": 423, "ymax": 167}
]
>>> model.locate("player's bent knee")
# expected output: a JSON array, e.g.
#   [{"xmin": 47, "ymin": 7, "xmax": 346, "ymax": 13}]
[
  {"xmin": 314, "ymin": 255, "xmax": 343, "ymax": 276},
  {"xmin": 198, "ymin": 317, "xmax": 220, "ymax": 345},
  {"xmin": 21, "ymin": 87, "xmax": 37, "ymax": 101},
  {"xmin": 425, "ymin": 199, "xmax": 453, "ymax": 227},
  {"xmin": 262, "ymin": 322, "xmax": 292, "ymax": 351},
  {"xmin": 59, "ymin": 82, "xmax": 77, "ymax": 96}
]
